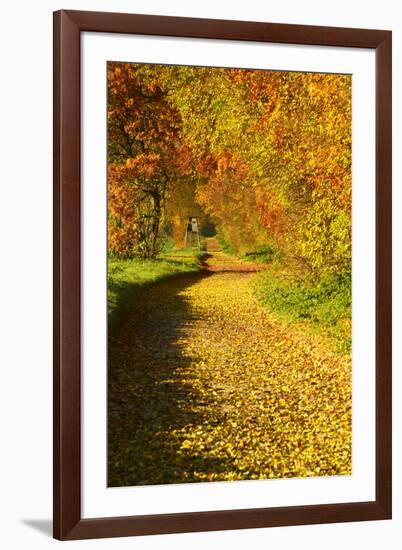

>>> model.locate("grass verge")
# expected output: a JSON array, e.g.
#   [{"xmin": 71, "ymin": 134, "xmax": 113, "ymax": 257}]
[
  {"xmin": 108, "ymin": 249, "xmax": 200, "ymax": 334},
  {"xmin": 253, "ymin": 265, "xmax": 351, "ymax": 355}
]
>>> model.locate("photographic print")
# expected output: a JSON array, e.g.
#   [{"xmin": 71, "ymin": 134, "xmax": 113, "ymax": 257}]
[{"xmin": 107, "ymin": 62, "xmax": 352, "ymax": 487}]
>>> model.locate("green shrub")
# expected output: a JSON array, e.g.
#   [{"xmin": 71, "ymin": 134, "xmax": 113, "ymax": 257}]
[
  {"xmin": 216, "ymin": 233, "xmax": 236, "ymax": 255},
  {"xmin": 161, "ymin": 236, "xmax": 176, "ymax": 253},
  {"xmin": 254, "ymin": 268, "xmax": 351, "ymax": 354},
  {"xmin": 242, "ymin": 244, "xmax": 280, "ymax": 264}
]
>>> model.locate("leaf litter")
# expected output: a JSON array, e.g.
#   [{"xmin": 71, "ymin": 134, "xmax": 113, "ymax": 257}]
[{"xmin": 108, "ymin": 270, "xmax": 351, "ymax": 486}]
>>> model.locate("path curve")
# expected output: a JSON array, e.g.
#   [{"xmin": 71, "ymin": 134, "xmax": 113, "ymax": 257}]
[{"xmin": 108, "ymin": 255, "xmax": 351, "ymax": 486}]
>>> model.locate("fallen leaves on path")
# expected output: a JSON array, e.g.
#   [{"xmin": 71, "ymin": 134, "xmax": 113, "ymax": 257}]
[{"xmin": 108, "ymin": 271, "xmax": 351, "ymax": 486}]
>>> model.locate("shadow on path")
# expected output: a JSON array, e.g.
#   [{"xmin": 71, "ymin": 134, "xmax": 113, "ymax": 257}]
[{"xmin": 108, "ymin": 271, "xmax": 234, "ymax": 486}]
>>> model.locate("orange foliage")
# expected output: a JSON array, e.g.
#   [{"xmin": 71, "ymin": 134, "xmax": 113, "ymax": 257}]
[{"xmin": 107, "ymin": 63, "xmax": 351, "ymax": 272}]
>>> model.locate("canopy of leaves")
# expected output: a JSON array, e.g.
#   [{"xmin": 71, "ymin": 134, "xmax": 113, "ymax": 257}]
[{"xmin": 108, "ymin": 62, "xmax": 351, "ymax": 277}]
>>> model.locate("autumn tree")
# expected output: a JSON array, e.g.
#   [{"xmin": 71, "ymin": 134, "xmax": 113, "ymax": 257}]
[
  {"xmin": 108, "ymin": 63, "xmax": 182, "ymax": 258},
  {"xmin": 246, "ymin": 71, "xmax": 352, "ymax": 274},
  {"xmin": 107, "ymin": 63, "xmax": 351, "ymax": 276}
]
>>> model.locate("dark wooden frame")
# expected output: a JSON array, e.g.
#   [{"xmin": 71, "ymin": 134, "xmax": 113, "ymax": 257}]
[{"xmin": 53, "ymin": 9, "xmax": 392, "ymax": 541}]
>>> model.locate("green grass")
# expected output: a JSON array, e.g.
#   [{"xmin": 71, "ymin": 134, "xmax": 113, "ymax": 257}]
[
  {"xmin": 253, "ymin": 266, "xmax": 351, "ymax": 354},
  {"xmin": 108, "ymin": 250, "xmax": 200, "ymax": 334},
  {"xmin": 242, "ymin": 244, "xmax": 280, "ymax": 264},
  {"xmin": 216, "ymin": 233, "xmax": 236, "ymax": 255}
]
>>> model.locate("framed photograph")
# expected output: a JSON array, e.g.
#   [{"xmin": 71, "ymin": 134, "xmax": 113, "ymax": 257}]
[{"xmin": 53, "ymin": 10, "xmax": 392, "ymax": 540}]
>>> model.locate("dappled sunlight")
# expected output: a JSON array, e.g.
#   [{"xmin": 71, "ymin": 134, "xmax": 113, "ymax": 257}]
[
  {"xmin": 108, "ymin": 267, "xmax": 351, "ymax": 487},
  {"xmin": 106, "ymin": 61, "xmax": 352, "ymax": 488}
]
